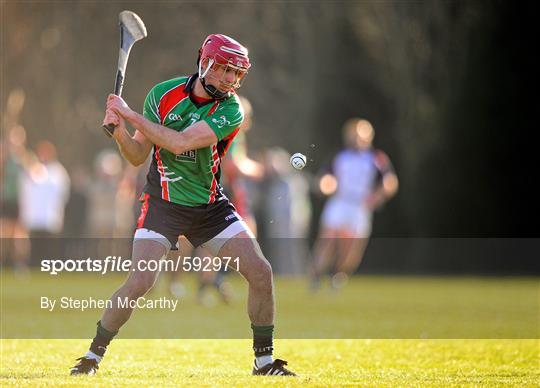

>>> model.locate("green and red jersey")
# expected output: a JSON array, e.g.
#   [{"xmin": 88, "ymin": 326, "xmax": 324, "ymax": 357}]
[{"xmin": 142, "ymin": 74, "xmax": 244, "ymax": 206}]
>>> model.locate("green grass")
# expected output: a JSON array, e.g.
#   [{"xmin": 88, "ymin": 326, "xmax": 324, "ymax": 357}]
[
  {"xmin": 1, "ymin": 272, "xmax": 538, "ymax": 338},
  {"xmin": 1, "ymin": 339, "xmax": 538, "ymax": 386},
  {"xmin": 1, "ymin": 272, "xmax": 539, "ymax": 385}
]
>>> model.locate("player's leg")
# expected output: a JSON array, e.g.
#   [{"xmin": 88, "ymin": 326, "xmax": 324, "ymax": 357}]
[
  {"xmin": 332, "ymin": 210, "xmax": 372, "ymax": 288},
  {"xmin": 196, "ymin": 215, "xmax": 295, "ymax": 376},
  {"xmin": 218, "ymin": 231, "xmax": 274, "ymax": 325},
  {"xmin": 310, "ymin": 198, "xmax": 347, "ymax": 289},
  {"xmin": 71, "ymin": 194, "xmax": 179, "ymax": 375},
  {"xmin": 215, "ymin": 231, "xmax": 295, "ymax": 375},
  {"xmin": 331, "ymin": 237, "xmax": 368, "ymax": 289},
  {"xmin": 335, "ymin": 237, "xmax": 369, "ymax": 274},
  {"xmin": 100, "ymin": 239, "xmax": 167, "ymax": 330},
  {"xmin": 70, "ymin": 237, "xmax": 168, "ymax": 375},
  {"xmin": 189, "ymin": 198, "xmax": 296, "ymax": 376},
  {"xmin": 310, "ymin": 228, "xmax": 339, "ymax": 289}
]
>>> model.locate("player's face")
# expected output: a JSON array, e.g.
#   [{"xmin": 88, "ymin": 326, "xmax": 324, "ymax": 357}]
[{"xmin": 205, "ymin": 61, "xmax": 248, "ymax": 93}]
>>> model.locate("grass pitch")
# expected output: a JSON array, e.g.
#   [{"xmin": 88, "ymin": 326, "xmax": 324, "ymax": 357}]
[
  {"xmin": 1, "ymin": 272, "xmax": 538, "ymax": 385},
  {"xmin": 2, "ymin": 273, "xmax": 537, "ymax": 338},
  {"xmin": 1, "ymin": 339, "xmax": 538, "ymax": 386}
]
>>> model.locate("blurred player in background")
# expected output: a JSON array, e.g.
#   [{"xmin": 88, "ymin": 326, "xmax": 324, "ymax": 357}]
[
  {"xmin": 0, "ymin": 125, "xmax": 30, "ymax": 273},
  {"xmin": 261, "ymin": 147, "xmax": 311, "ymax": 275},
  {"xmin": 71, "ymin": 34, "xmax": 296, "ymax": 377},
  {"xmin": 19, "ymin": 140, "xmax": 71, "ymax": 263},
  {"xmin": 87, "ymin": 150, "xmax": 123, "ymax": 237},
  {"xmin": 221, "ymin": 95, "xmax": 263, "ymax": 234},
  {"xmin": 1, "ymin": 90, "xmax": 30, "ymax": 272},
  {"xmin": 198, "ymin": 95, "xmax": 263, "ymax": 302},
  {"xmin": 310, "ymin": 118, "xmax": 398, "ymax": 290}
]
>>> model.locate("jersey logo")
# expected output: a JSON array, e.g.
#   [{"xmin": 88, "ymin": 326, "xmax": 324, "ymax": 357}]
[
  {"xmin": 175, "ymin": 150, "xmax": 197, "ymax": 163},
  {"xmin": 167, "ymin": 113, "xmax": 183, "ymax": 122},
  {"xmin": 211, "ymin": 115, "xmax": 230, "ymax": 129}
]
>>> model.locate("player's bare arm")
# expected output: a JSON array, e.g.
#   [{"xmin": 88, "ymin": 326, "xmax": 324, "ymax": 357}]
[
  {"xmin": 366, "ymin": 172, "xmax": 399, "ymax": 210},
  {"xmin": 103, "ymin": 109, "xmax": 152, "ymax": 166},
  {"xmin": 366, "ymin": 151, "xmax": 399, "ymax": 209},
  {"xmin": 106, "ymin": 94, "xmax": 218, "ymax": 155}
]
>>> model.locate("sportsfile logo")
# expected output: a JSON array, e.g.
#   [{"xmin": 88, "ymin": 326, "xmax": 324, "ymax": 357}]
[
  {"xmin": 175, "ymin": 150, "xmax": 197, "ymax": 163},
  {"xmin": 40, "ymin": 255, "xmax": 240, "ymax": 275}
]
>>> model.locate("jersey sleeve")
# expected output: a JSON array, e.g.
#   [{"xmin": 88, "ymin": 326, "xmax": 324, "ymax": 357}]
[
  {"xmin": 204, "ymin": 100, "xmax": 244, "ymax": 141},
  {"xmin": 143, "ymin": 86, "xmax": 161, "ymax": 124}
]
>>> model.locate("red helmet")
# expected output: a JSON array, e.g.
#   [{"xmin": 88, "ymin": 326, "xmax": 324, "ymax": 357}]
[
  {"xmin": 199, "ymin": 34, "xmax": 251, "ymax": 70},
  {"xmin": 198, "ymin": 34, "xmax": 250, "ymax": 99}
]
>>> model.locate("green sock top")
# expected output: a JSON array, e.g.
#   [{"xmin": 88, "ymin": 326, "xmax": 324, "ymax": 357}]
[
  {"xmin": 97, "ymin": 320, "xmax": 118, "ymax": 339},
  {"xmin": 251, "ymin": 323, "xmax": 274, "ymax": 337}
]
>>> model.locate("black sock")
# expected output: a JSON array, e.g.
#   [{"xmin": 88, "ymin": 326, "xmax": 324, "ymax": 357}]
[
  {"xmin": 251, "ymin": 323, "xmax": 274, "ymax": 357},
  {"xmin": 89, "ymin": 320, "xmax": 118, "ymax": 357}
]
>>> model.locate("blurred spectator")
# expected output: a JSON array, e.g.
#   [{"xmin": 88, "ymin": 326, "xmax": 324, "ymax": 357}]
[
  {"xmin": 63, "ymin": 165, "xmax": 90, "ymax": 237},
  {"xmin": 167, "ymin": 96, "xmax": 262, "ymax": 303},
  {"xmin": 86, "ymin": 149, "xmax": 136, "ymax": 260},
  {"xmin": 0, "ymin": 126, "xmax": 30, "ymax": 272},
  {"xmin": 87, "ymin": 149, "xmax": 123, "ymax": 237},
  {"xmin": 261, "ymin": 147, "xmax": 311, "ymax": 275},
  {"xmin": 221, "ymin": 96, "xmax": 263, "ymax": 234},
  {"xmin": 62, "ymin": 165, "xmax": 92, "ymax": 260},
  {"xmin": 310, "ymin": 118, "xmax": 398, "ymax": 290},
  {"xmin": 19, "ymin": 140, "xmax": 70, "ymax": 261},
  {"xmin": 114, "ymin": 163, "xmax": 141, "ymax": 237}
]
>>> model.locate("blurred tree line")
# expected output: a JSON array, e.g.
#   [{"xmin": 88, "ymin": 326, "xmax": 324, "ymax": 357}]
[{"xmin": 1, "ymin": 1, "xmax": 533, "ymax": 238}]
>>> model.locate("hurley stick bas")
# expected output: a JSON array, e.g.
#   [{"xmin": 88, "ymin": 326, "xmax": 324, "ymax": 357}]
[{"xmin": 102, "ymin": 10, "xmax": 147, "ymax": 137}]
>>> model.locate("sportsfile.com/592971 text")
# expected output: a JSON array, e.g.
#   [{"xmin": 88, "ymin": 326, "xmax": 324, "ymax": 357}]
[{"xmin": 40, "ymin": 256, "xmax": 240, "ymax": 275}]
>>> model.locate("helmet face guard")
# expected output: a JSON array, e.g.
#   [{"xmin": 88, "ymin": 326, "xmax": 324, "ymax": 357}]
[{"xmin": 197, "ymin": 34, "xmax": 250, "ymax": 99}]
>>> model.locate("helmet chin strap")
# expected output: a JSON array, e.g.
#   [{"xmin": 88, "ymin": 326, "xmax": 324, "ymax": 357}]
[
  {"xmin": 198, "ymin": 58, "xmax": 230, "ymax": 100},
  {"xmin": 200, "ymin": 79, "xmax": 230, "ymax": 100}
]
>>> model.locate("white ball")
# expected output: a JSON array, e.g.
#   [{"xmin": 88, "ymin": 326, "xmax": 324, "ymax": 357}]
[{"xmin": 290, "ymin": 152, "xmax": 307, "ymax": 170}]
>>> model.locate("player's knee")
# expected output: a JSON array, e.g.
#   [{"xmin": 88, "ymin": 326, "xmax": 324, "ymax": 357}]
[
  {"xmin": 249, "ymin": 259, "xmax": 273, "ymax": 290},
  {"xmin": 125, "ymin": 272, "xmax": 156, "ymax": 297}
]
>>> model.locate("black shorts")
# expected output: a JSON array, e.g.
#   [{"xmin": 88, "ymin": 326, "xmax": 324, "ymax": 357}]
[{"xmin": 136, "ymin": 194, "xmax": 241, "ymax": 249}]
